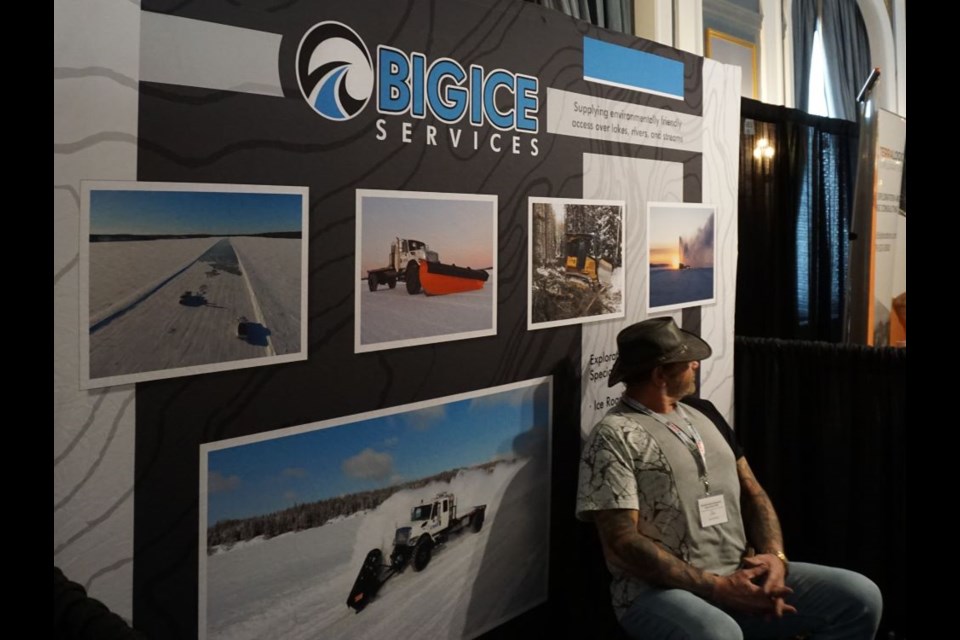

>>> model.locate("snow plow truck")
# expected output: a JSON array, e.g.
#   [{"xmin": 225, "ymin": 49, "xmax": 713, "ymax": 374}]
[
  {"xmin": 346, "ymin": 492, "xmax": 486, "ymax": 612},
  {"xmin": 366, "ymin": 237, "xmax": 489, "ymax": 296}
]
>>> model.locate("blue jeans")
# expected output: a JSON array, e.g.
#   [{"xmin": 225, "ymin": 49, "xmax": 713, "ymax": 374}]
[{"xmin": 618, "ymin": 562, "xmax": 882, "ymax": 640}]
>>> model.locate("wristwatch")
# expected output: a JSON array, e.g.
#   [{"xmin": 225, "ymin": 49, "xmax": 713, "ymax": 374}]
[{"xmin": 772, "ymin": 550, "xmax": 789, "ymax": 575}]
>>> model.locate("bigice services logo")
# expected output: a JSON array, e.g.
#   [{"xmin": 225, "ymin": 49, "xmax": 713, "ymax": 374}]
[
  {"xmin": 296, "ymin": 22, "xmax": 374, "ymax": 121},
  {"xmin": 296, "ymin": 21, "xmax": 540, "ymax": 156}
]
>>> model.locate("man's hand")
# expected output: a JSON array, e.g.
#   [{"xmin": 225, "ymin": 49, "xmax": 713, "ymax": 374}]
[
  {"xmin": 742, "ymin": 554, "xmax": 787, "ymax": 594},
  {"xmin": 741, "ymin": 554, "xmax": 795, "ymax": 618},
  {"xmin": 736, "ymin": 457, "xmax": 796, "ymax": 618},
  {"xmin": 593, "ymin": 509, "xmax": 797, "ymax": 617},
  {"xmin": 711, "ymin": 564, "xmax": 795, "ymax": 616}
]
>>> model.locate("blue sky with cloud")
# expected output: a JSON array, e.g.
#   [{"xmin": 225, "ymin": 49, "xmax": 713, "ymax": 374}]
[{"xmin": 206, "ymin": 381, "xmax": 549, "ymax": 524}]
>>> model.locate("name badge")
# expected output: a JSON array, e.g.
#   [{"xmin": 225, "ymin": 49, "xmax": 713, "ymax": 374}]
[{"xmin": 698, "ymin": 494, "xmax": 729, "ymax": 527}]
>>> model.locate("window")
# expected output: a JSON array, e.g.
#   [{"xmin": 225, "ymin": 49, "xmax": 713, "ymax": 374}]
[{"xmin": 807, "ymin": 23, "xmax": 833, "ymax": 118}]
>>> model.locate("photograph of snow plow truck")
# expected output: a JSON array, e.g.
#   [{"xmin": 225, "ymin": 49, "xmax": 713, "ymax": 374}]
[
  {"xmin": 366, "ymin": 237, "xmax": 489, "ymax": 296},
  {"xmin": 347, "ymin": 491, "xmax": 486, "ymax": 612},
  {"xmin": 200, "ymin": 377, "xmax": 549, "ymax": 640},
  {"xmin": 356, "ymin": 190, "xmax": 497, "ymax": 353}
]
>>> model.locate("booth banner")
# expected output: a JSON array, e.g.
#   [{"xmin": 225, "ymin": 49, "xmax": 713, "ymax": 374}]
[
  {"xmin": 61, "ymin": 1, "xmax": 746, "ymax": 636},
  {"xmin": 890, "ymin": 215, "xmax": 906, "ymax": 346},
  {"xmin": 54, "ymin": 0, "xmax": 142, "ymax": 615},
  {"xmin": 200, "ymin": 377, "xmax": 551, "ymax": 640},
  {"xmin": 872, "ymin": 109, "xmax": 906, "ymax": 346}
]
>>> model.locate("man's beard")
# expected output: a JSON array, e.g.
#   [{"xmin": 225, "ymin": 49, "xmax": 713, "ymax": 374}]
[{"xmin": 666, "ymin": 374, "xmax": 696, "ymax": 399}]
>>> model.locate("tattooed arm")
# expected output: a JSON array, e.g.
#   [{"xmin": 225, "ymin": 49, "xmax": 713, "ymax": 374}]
[
  {"xmin": 593, "ymin": 509, "xmax": 790, "ymax": 614},
  {"xmin": 736, "ymin": 457, "xmax": 794, "ymax": 616},
  {"xmin": 737, "ymin": 457, "xmax": 785, "ymax": 556},
  {"xmin": 594, "ymin": 509, "xmax": 716, "ymax": 597}
]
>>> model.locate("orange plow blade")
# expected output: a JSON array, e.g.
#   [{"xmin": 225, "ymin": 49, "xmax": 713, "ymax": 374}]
[{"xmin": 419, "ymin": 261, "xmax": 489, "ymax": 295}]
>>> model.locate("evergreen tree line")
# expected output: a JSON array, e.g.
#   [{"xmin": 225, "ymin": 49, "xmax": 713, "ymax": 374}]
[
  {"xmin": 563, "ymin": 204, "xmax": 623, "ymax": 266},
  {"xmin": 207, "ymin": 461, "xmax": 502, "ymax": 553}
]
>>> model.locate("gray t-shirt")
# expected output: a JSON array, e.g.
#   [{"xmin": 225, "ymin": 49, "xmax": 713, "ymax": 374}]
[{"xmin": 576, "ymin": 399, "xmax": 748, "ymax": 618}]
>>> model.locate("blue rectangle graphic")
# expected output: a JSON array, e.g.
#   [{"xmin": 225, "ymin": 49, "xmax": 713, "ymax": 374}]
[{"xmin": 583, "ymin": 37, "xmax": 684, "ymax": 98}]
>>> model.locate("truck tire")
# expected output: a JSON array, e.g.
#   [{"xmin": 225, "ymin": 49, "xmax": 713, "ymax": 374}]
[
  {"xmin": 471, "ymin": 513, "xmax": 484, "ymax": 533},
  {"xmin": 390, "ymin": 545, "xmax": 411, "ymax": 572},
  {"xmin": 412, "ymin": 538, "xmax": 432, "ymax": 572},
  {"xmin": 405, "ymin": 261, "xmax": 422, "ymax": 295},
  {"xmin": 368, "ymin": 274, "xmax": 378, "ymax": 292}
]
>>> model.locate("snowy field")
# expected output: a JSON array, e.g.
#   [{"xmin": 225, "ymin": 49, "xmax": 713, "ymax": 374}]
[
  {"xmin": 88, "ymin": 238, "xmax": 219, "ymax": 323},
  {"xmin": 87, "ymin": 237, "xmax": 304, "ymax": 381},
  {"xmin": 204, "ymin": 459, "xmax": 549, "ymax": 640},
  {"xmin": 359, "ymin": 270, "xmax": 495, "ymax": 348},
  {"xmin": 530, "ymin": 265, "xmax": 624, "ymax": 328},
  {"xmin": 649, "ymin": 267, "xmax": 714, "ymax": 309},
  {"xmin": 231, "ymin": 237, "xmax": 302, "ymax": 355},
  {"xmin": 610, "ymin": 265, "xmax": 625, "ymax": 303}
]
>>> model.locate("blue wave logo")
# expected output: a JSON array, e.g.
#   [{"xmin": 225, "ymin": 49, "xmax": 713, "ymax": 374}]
[{"xmin": 297, "ymin": 22, "xmax": 373, "ymax": 121}]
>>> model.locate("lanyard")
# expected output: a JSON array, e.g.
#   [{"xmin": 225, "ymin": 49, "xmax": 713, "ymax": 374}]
[{"xmin": 622, "ymin": 396, "xmax": 711, "ymax": 494}]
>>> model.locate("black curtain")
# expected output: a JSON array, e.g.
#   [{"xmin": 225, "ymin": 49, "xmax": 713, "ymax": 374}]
[
  {"xmin": 737, "ymin": 99, "xmax": 858, "ymax": 342},
  {"xmin": 734, "ymin": 337, "xmax": 906, "ymax": 639}
]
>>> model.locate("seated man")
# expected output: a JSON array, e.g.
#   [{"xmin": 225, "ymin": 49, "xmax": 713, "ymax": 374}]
[{"xmin": 577, "ymin": 317, "xmax": 882, "ymax": 639}]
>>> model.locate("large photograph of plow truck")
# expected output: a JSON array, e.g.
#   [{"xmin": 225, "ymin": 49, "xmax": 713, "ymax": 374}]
[
  {"xmin": 646, "ymin": 202, "xmax": 717, "ymax": 313},
  {"xmin": 528, "ymin": 198, "xmax": 626, "ymax": 330},
  {"xmin": 79, "ymin": 182, "xmax": 308, "ymax": 388},
  {"xmin": 199, "ymin": 377, "xmax": 551, "ymax": 640},
  {"xmin": 355, "ymin": 190, "xmax": 497, "ymax": 353}
]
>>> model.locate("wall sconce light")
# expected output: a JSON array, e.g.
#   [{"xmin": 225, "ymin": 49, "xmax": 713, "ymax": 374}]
[{"xmin": 753, "ymin": 138, "xmax": 775, "ymax": 160}]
